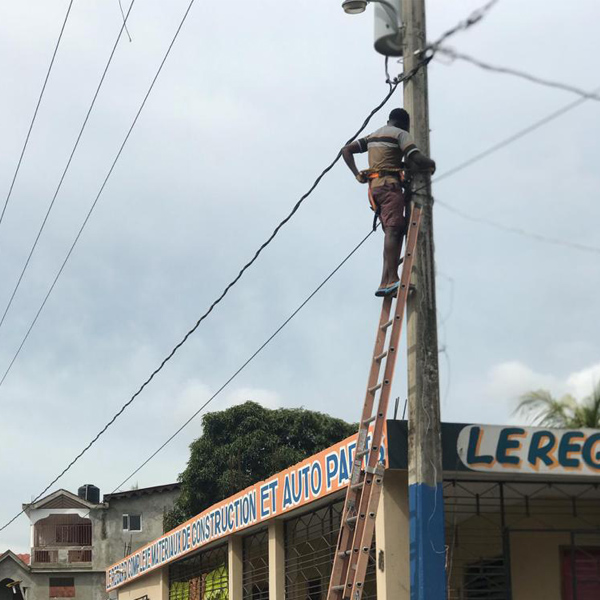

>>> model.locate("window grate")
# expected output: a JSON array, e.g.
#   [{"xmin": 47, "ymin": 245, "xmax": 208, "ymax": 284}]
[
  {"xmin": 284, "ymin": 500, "xmax": 376, "ymax": 600},
  {"xmin": 242, "ymin": 529, "xmax": 269, "ymax": 600},
  {"xmin": 169, "ymin": 544, "xmax": 228, "ymax": 600}
]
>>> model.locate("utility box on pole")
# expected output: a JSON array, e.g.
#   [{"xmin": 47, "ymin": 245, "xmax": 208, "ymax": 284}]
[{"xmin": 374, "ymin": 0, "xmax": 403, "ymax": 56}]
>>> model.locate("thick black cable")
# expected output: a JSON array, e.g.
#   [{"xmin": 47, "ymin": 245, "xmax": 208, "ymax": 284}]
[
  {"xmin": 0, "ymin": 0, "xmax": 137, "ymax": 332},
  {"xmin": 438, "ymin": 48, "xmax": 600, "ymax": 103},
  {"xmin": 0, "ymin": 0, "xmax": 500, "ymax": 533},
  {"xmin": 0, "ymin": 0, "xmax": 75, "ymax": 230},
  {"xmin": 0, "ymin": 76, "xmax": 408, "ymax": 533},
  {"xmin": 0, "ymin": 66, "xmax": 415, "ymax": 395},
  {"xmin": 110, "ymin": 228, "xmax": 376, "ymax": 494}
]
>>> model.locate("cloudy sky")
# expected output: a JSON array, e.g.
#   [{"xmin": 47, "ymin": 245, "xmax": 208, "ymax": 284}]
[{"xmin": 1, "ymin": 0, "xmax": 599, "ymax": 552}]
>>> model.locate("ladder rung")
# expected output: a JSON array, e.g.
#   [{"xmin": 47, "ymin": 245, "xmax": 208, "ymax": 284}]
[
  {"xmin": 374, "ymin": 350, "xmax": 388, "ymax": 362},
  {"xmin": 351, "ymin": 480, "xmax": 364, "ymax": 490},
  {"xmin": 355, "ymin": 449, "xmax": 368, "ymax": 459},
  {"xmin": 362, "ymin": 415, "xmax": 377, "ymax": 426},
  {"xmin": 331, "ymin": 585, "xmax": 345, "ymax": 592},
  {"xmin": 346, "ymin": 515, "xmax": 358, "ymax": 524},
  {"xmin": 368, "ymin": 382, "xmax": 382, "ymax": 394},
  {"xmin": 337, "ymin": 549, "xmax": 351, "ymax": 557},
  {"xmin": 380, "ymin": 319, "xmax": 393, "ymax": 331}
]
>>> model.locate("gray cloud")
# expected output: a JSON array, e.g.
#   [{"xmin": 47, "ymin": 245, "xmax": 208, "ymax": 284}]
[{"xmin": 1, "ymin": 0, "xmax": 599, "ymax": 552}]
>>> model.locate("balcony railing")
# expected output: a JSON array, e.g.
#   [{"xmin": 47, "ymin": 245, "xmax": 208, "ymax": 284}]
[{"xmin": 31, "ymin": 547, "xmax": 92, "ymax": 567}]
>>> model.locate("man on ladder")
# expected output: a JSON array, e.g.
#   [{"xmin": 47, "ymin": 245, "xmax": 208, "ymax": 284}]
[{"xmin": 342, "ymin": 108, "xmax": 436, "ymax": 297}]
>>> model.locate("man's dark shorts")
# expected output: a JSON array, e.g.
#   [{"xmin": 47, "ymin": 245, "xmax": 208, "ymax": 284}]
[{"xmin": 371, "ymin": 182, "xmax": 406, "ymax": 231}]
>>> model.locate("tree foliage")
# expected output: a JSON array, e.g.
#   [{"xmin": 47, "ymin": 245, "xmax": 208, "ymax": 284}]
[
  {"xmin": 164, "ymin": 401, "xmax": 356, "ymax": 530},
  {"xmin": 515, "ymin": 384, "xmax": 600, "ymax": 428}
]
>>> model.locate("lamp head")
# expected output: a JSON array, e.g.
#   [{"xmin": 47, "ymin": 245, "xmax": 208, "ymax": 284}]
[{"xmin": 342, "ymin": 0, "xmax": 368, "ymax": 14}]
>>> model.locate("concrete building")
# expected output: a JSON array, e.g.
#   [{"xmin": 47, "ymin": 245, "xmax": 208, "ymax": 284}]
[
  {"xmin": 107, "ymin": 421, "xmax": 600, "ymax": 600},
  {"xmin": 1, "ymin": 484, "xmax": 180, "ymax": 600}
]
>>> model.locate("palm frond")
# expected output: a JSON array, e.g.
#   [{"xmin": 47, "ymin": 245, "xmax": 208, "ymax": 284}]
[{"xmin": 515, "ymin": 389, "xmax": 575, "ymax": 427}]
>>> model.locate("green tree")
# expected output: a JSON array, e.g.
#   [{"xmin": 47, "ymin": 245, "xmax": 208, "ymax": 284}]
[
  {"xmin": 516, "ymin": 385, "xmax": 600, "ymax": 428},
  {"xmin": 164, "ymin": 401, "xmax": 356, "ymax": 530}
]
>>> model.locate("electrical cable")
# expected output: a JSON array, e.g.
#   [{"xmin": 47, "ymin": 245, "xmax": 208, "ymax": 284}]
[
  {"xmin": 436, "ymin": 198, "xmax": 600, "ymax": 254},
  {"xmin": 110, "ymin": 229, "xmax": 376, "ymax": 494},
  {"xmin": 431, "ymin": 85, "xmax": 600, "ymax": 186},
  {"xmin": 0, "ymin": 0, "xmax": 500, "ymax": 533},
  {"xmin": 0, "ymin": 0, "xmax": 75, "ymax": 231},
  {"xmin": 0, "ymin": 0, "xmax": 137, "ymax": 333},
  {"xmin": 437, "ymin": 48, "xmax": 600, "ymax": 104},
  {"xmin": 12, "ymin": 74, "xmax": 592, "ymax": 393},
  {"xmin": 0, "ymin": 0, "xmax": 502, "ymax": 393},
  {"xmin": 0, "ymin": 74, "xmax": 409, "ymax": 531},
  {"xmin": 4, "ymin": 228, "xmax": 376, "ymax": 530},
  {"xmin": 0, "ymin": 66, "xmax": 412, "ymax": 396}
]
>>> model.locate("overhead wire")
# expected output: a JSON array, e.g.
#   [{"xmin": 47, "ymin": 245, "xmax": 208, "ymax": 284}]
[
  {"xmin": 0, "ymin": 0, "xmax": 137, "ymax": 333},
  {"xmin": 436, "ymin": 199, "xmax": 600, "ymax": 254},
  {"xmin": 431, "ymin": 84, "xmax": 600, "ymax": 186},
  {"xmin": 4, "ymin": 79, "xmax": 596, "ymax": 395},
  {"xmin": 0, "ymin": 0, "xmax": 504, "ymax": 393},
  {"xmin": 0, "ymin": 75, "xmax": 411, "ymax": 533},
  {"xmin": 437, "ymin": 48, "xmax": 600, "ymax": 103},
  {"xmin": 110, "ymin": 228, "xmax": 377, "ymax": 494},
  {"xmin": 0, "ymin": 0, "xmax": 76, "ymax": 231},
  {"xmin": 0, "ymin": 0, "xmax": 501, "ymax": 533},
  {"xmin": 0, "ymin": 60, "xmax": 414, "ymax": 396}
]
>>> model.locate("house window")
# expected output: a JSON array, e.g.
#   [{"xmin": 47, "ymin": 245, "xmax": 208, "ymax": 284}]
[
  {"xmin": 49, "ymin": 577, "xmax": 75, "ymax": 598},
  {"xmin": 123, "ymin": 514, "xmax": 142, "ymax": 532}
]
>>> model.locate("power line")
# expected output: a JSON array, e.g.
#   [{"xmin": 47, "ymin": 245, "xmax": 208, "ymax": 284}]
[
  {"xmin": 34, "ymin": 227, "xmax": 378, "ymax": 521},
  {"xmin": 0, "ymin": 42, "xmax": 413, "ymax": 398},
  {"xmin": 0, "ymin": 77, "xmax": 407, "ymax": 533},
  {"xmin": 0, "ymin": 0, "xmax": 499, "ymax": 532},
  {"xmin": 431, "ymin": 85, "xmax": 600, "ymax": 186},
  {"xmin": 0, "ymin": 0, "xmax": 137, "ymax": 333},
  {"xmin": 0, "ymin": 0, "xmax": 75, "ymax": 231},
  {"xmin": 110, "ymin": 229, "xmax": 376, "ymax": 494},
  {"xmin": 438, "ymin": 48, "xmax": 600, "ymax": 103},
  {"xmin": 436, "ymin": 198, "xmax": 600, "ymax": 254},
  {"xmin": 9, "ymin": 80, "xmax": 593, "ymax": 396},
  {"xmin": 0, "ymin": 0, "xmax": 500, "ymax": 393}
]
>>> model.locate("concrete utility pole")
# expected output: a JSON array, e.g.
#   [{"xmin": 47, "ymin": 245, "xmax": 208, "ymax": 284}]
[{"xmin": 401, "ymin": 0, "xmax": 447, "ymax": 597}]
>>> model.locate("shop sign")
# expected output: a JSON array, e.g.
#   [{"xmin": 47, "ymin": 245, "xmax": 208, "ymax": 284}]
[
  {"xmin": 458, "ymin": 424, "xmax": 600, "ymax": 476},
  {"xmin": 106, "ymin": 427, "xmax": 386, "ymax": 591}
]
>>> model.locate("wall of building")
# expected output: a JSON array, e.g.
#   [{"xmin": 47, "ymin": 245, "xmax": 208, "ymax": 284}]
[
  {"xmin": 447, "ymin": 494, "xmax": 600, "ymax": 600},
  {"xmin": 7, "ymin": 572, "xmax": 106, "ymax": 600},
  {"xmin": 115, "ymin": 567, "xmax": 167, "ymax": 600},
  {"xmin": 93, "ymin": 490, "xmax": 180, "ymax": 571},
  {"xmin": 0, "ymin": 560, "xmax": 36, "ymax": 600},
  {"xmin": 375, "ymin": 470, "xmax": 410, "ymax": 600}
]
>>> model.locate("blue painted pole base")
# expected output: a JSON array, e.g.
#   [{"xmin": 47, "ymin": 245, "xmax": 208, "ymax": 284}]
[{"xmin": 409, "ymin": 482, "xmax": 447, "ymax": 600}]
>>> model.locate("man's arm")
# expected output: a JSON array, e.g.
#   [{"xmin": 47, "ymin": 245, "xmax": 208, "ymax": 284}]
[
  {"xmin": 406, "ymin": 150, "xmax": 436, "ymax": 174},
  {"xmin": 398, "ymin": 131, "xmax": 436, "ymax": 174},
  {"xmin": 342, "ymin": 140, "xmax": 368, "ymax": 183}
]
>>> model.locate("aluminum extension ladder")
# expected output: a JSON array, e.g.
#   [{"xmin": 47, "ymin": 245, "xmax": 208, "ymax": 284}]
[{"xmin": 327, "ymin": 202, "xmax": 423, "ymax": 600}]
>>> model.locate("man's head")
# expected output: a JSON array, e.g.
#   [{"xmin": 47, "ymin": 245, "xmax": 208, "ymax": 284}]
[{"xmin": 388, "ymin": 108, "xmax": 410, "ymax": 131}]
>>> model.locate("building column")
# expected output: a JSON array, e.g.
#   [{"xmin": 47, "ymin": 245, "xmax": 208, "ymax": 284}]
[
  {"xmin": 375, "ymin": 470, "xmax": 410, "ymax": 599},
  {"xmin": 228, "ymin": 535, "xmax": 243, "ymax": 599},
  {"xmin": 268, "ymin": 520, "xmax": 285, "ymax": 600}
]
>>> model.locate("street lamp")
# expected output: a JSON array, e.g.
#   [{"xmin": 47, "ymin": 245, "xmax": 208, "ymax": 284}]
[
  {"xmin": 341, "ymin": 0, "xmax": 403, "ymax": 57},
  {"xmin": 341, "ymin": 0, "xmax": 368, "ymax": 14}
]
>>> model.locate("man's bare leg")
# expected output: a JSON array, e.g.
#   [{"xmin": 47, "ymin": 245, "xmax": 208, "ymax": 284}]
[{"xmin": 381, "ymin": 226, "xmax": 404, "ymax": 287}]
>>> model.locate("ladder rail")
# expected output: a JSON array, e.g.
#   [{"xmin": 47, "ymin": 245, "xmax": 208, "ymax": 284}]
[
  {"xmin": 328, "ymin": 296, "xmax": 393, "ymax": 592},
  {"xmin": 346, "ymin": 206, "xmax": 423, "ymax": 597},
  {"xmin": 327, "ymin": 204, "xmax": 423, "ymax": 600}
]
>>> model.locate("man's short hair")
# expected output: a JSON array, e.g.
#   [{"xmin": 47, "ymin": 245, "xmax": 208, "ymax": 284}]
[{"xmin": 388, "ymin": 108, "xmax": 410, "ymax": 130}]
